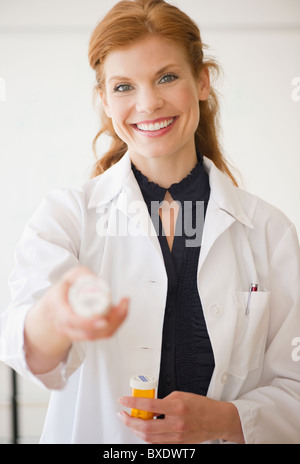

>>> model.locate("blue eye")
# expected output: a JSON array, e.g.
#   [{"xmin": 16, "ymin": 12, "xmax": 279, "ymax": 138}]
[
  {"xmin": 159, "ymin": 74, "xmax": 178, "ymax": 84},
  {"xmin": 114, "ymin": 83, "xmax": 133, "ymax": 93}
]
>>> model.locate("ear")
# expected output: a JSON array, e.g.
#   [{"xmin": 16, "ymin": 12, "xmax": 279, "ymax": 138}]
[
  {"xmin": 197, "ymin": 67, "xmax": 210, "ymax": 101},
  {"xmin": 99, "ymin": 90, "xmax": 112, "ymax": 118}
]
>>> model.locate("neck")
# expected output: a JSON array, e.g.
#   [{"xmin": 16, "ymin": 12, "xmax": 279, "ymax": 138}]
[{"xmin": 129, "ymin": 149, "xmax": 198, "ymax": 189}]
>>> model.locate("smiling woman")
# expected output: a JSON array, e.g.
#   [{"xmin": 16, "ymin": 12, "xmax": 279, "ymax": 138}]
[
  {"xmin": 98, "ymin": 35, "xmax": 210, "ymax": 186},
  {"xmin": 1, "ymin": 0, "xmax": 300, "ymax": 446},
  {"xmin": 88, "ymin": 0, "xmax": 237, "ymax": 185}
]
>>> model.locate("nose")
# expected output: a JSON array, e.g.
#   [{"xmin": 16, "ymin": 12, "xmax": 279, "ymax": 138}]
[{"xmin": 135, "ymin": 86, "xmax": 164, "ymax": 114}]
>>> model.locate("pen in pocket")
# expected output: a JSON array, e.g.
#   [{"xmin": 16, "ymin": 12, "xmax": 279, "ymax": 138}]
[{"xmin": 245, "ymin": 283, "xmax": 258, "ymax": 315}]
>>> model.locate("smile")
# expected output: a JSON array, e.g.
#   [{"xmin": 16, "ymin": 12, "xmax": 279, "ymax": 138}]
[
  {"xmin": 136, "ymin": 118, "xmax": 175, "ymax": 132},
  {"xmin": 132, "ymin": 116, "xmax": 178, "ymax": 137}
]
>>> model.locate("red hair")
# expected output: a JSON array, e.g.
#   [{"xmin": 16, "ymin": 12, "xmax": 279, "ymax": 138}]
[{"xmin": 88, "ymin": 0, "xmax": 237, "ymax": 185}]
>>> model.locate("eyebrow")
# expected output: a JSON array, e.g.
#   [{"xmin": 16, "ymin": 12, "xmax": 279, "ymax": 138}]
[{"xmin": 107, "ymin": 63, "xmax": 181, "ymax": 84}]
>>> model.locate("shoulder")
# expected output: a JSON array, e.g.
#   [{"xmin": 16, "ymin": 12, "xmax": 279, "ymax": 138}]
[
  {"xmin": 29, "ymin": 151, "xmax": 132, "ymax": 227},
  {"xmin": 204, "ymin": 156, "xmax": 294, "ymax": 237},
  {"xmin": 237, "ymin": 186, "xmax": 292, "ymax": 232},
  {"xmin": 25, "ymin": 176, "xmax": 102, "ymax": 238},
  {"xmin": 36, "ymin": 176, "xmax": 101, "ymax": 215},
  {"xmin": 236, "ymin": 187, "xmax": 299, "ymax": 258}
]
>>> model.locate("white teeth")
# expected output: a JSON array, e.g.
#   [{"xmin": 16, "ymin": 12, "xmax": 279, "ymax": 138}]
[{"xmin": 136, "ymin": 118, "xmax": 174, "ymax": 132}]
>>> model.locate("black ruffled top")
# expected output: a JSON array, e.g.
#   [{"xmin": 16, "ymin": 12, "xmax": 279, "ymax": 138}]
[{"xmin": 132, "ymin": 155, "xmax": 215, "ymax": 398}]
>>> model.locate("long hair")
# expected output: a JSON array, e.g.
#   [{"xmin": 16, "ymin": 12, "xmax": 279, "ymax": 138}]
[{"xmin": 88, "ymin": 0, "xmax": 237, "ymax": 185}]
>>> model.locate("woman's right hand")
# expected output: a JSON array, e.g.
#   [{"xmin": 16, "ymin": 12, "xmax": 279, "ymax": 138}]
[
  {"xmin": 24, "ymin": 266, "xmax": 129, "ymax": 374},
  {"xmin": 50, "ymin": 266, "xmax": 129, "ymax": 341}
]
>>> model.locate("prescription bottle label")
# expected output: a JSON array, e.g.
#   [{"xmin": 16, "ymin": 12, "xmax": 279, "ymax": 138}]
[{"xmin": 130, "ymin": 375, "xmax": 157, "ymax": 420}]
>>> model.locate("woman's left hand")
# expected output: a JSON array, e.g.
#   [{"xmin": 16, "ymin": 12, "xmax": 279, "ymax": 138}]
[{"xmin": 118, "ymin": 391, "xmax": 244, "ymax": 444}]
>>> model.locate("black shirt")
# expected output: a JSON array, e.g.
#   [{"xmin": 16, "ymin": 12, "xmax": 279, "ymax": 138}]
[{"xmin": 132, "ymin": 155, "xmax": 215, "ymax": 398}]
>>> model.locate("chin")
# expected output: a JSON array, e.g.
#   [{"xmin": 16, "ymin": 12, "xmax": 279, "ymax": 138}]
[{"xmin": 133, "ymin": 143, "xmax": 179, "ymax": 160}]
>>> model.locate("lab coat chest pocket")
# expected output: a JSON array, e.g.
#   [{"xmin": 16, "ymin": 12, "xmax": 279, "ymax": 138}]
[{"xmin": 228, "ymin": 290, "xmax": 271, "ymax": 379}]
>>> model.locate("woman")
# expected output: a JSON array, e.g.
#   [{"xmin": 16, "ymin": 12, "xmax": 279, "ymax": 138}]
[{"xmin": 1, "ymin": 0, "xmax": 300, "ymax": 444}]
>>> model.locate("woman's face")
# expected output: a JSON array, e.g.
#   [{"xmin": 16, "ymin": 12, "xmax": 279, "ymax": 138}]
[{"xmin": 101, "ymin": 35, "xmax": 209, "ymax": 165}]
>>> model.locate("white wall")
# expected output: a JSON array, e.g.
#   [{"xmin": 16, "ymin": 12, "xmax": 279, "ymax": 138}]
[{"xmin": 0, "ymin": 0, "xmax": 299, "ymax": 443}]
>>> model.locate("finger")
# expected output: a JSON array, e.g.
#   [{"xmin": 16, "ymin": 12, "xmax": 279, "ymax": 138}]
[
  {"xmin": 59, "ymin": 298, "xmax": 129, "ymax": 341},
  {"xmin": 118, "ymin": 410, "xmax": 166, "ymax": 433},
  {"xmin": 119, "ymin": 394, "xmax": 188, "ymax": 420},
  {"xmin": 117, "ymin": 411, "xmax": 177, "ymax": 444},
  {"xmin": 119, "ymin": 396, "xmax": 167, "ymax": 416},
  {"xmin": 86, "ymin": 297, "xmax": 129, "ymax": 338},
  {"xmin": 100, "ymin": 298, "xmax": 129, "ymax": 332}
]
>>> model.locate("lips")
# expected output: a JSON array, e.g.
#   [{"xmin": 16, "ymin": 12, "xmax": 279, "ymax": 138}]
[
  {"xmin": 131, "ymin": 116, "xmax": 178, "ymax": 136},
  {"xmin": 136, "ymin": 117, "xmax": 175, "ymax": 132}
]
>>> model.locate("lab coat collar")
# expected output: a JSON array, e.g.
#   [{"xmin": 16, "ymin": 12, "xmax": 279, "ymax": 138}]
[
  {"xmin": 88, "ymin": 152, "xmax": 132, "ymax": 209},
  {"xmin": 203, "ymin": 157, "xmax": 253, "ymax": 229},
  {"xmin": 88, "ymin": 151, "xmax": 253, "ymax": 229}
]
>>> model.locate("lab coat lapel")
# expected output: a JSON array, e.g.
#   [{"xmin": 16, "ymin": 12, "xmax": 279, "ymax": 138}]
[
  {"xmin": 198, "ymin": 197, "xmax": 236, "ymax": 272},
  {"xmin": 116, "ymin": 170, "xmax": 163, "ymax": 260},
  {"xmin": 88, "ymin": 151, "xmax": 163, "ymax": 261},
  {"xmin": 199, "ymin": 157, "xmax": 253, "ymax": 272}
]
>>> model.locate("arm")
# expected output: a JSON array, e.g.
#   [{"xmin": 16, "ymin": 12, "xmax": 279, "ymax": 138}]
[{"xmin": 1, "ymin": 189, "xmax": 128, "ymax": 386}]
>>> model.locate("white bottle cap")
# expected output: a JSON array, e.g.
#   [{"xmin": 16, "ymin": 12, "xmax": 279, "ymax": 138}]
[
  {"xmin": 130, "ymin": 375, "xmax": 157, "ymax": 390},
  {"xmin": 68, "ymin": 275, "xmax": 111, "ymax": 318}
]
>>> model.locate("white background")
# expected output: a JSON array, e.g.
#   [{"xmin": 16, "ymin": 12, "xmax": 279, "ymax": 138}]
[{"xmin": 0, "ymin": 0, "xmax": 299, "ymax": 444}]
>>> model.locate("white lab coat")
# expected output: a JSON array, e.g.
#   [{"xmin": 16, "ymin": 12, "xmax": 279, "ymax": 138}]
[{"xmin": 0, "ymin": 153, "xmax": 300, "ymax": 444}]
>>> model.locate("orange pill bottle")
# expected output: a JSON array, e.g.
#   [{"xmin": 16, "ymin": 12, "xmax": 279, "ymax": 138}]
[{"xmin": 130, "ymin": 375, "xmax": 157, "ymax": 420}]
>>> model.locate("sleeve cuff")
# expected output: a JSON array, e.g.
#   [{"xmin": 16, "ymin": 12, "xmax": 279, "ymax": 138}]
[
  {"xmin": 230, "ymin": 399, "xmax": 257, "ymax": 444},
  {"xmin": 0, "ymin": 303, "xmax": 85, "ymax": 390}
]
